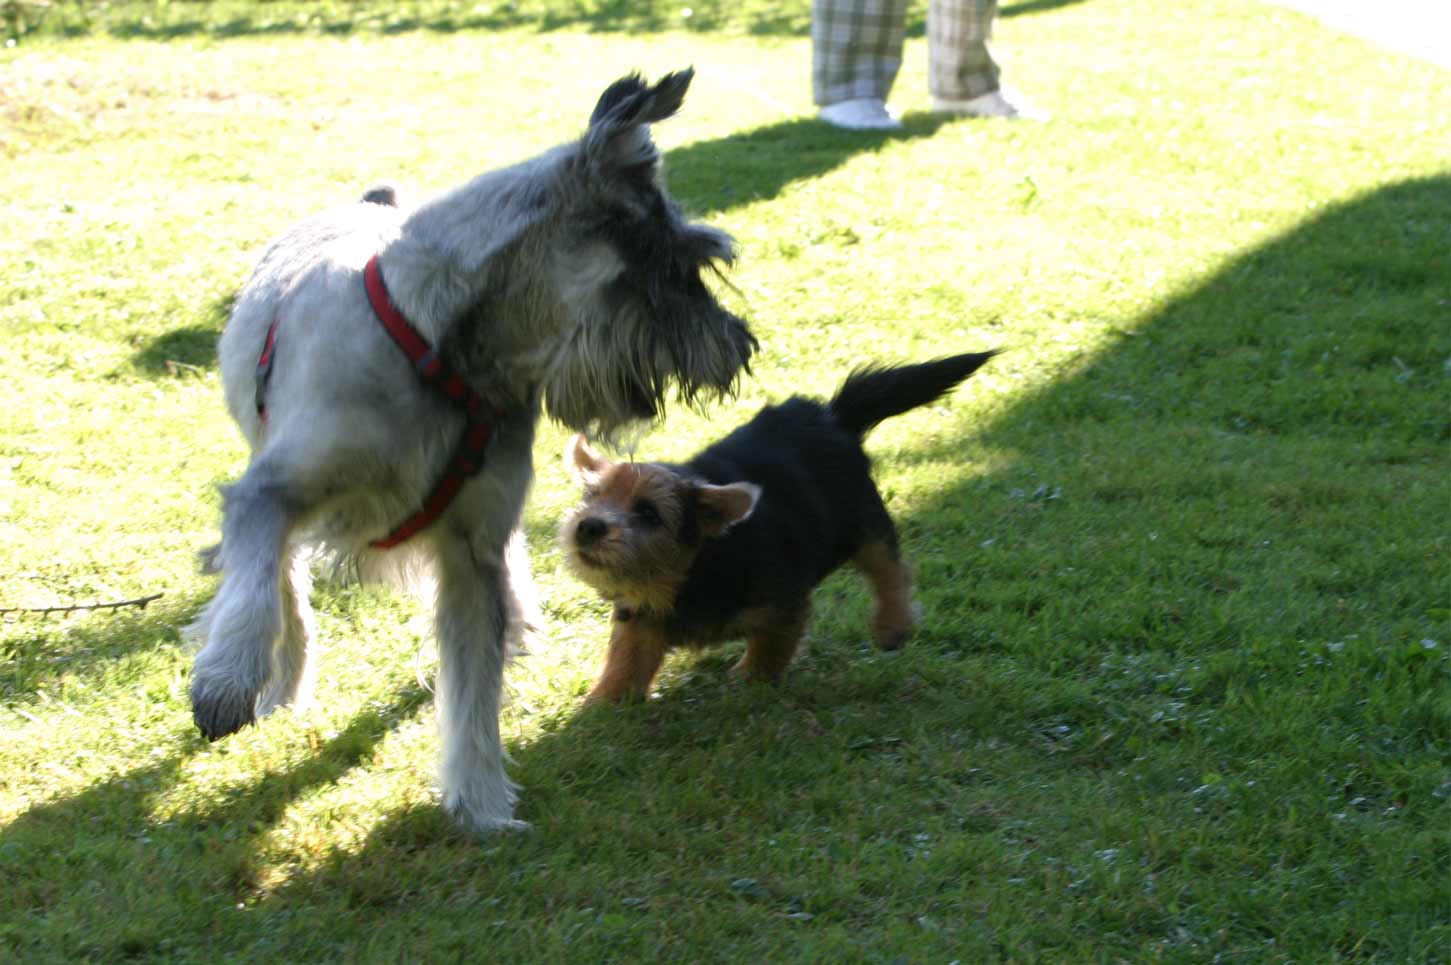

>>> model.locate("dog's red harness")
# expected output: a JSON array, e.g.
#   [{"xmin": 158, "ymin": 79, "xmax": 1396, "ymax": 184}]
[{"xmin": 255, "ymin": 254, "xmax": 496, "ymax": 549}]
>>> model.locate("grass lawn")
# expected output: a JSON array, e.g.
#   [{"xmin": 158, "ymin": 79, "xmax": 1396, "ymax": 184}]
[{"xmin": 2, "ymin": 0, "xmax": 1448, "ymax": 960}]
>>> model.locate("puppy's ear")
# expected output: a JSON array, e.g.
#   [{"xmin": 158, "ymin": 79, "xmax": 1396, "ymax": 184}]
[
  {"xmin": 694, "ymin": 481, "xmax": 761, "ymax": 539},
  {"xmin": 567, "ymin": 434, "xmax": 612, "ymax": 487},
  {"xmin": 583, "ymin": 69, "xmax": 693, "ymax": 173}
]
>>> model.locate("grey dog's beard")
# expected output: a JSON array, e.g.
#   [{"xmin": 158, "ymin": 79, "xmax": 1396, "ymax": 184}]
[{"xmin": 540, "ymin": 327, "xmax": 749, "ymax": 436}]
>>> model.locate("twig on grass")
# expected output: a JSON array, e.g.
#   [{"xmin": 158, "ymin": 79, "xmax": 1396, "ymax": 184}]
[{"xmin": 0, "ymin": 592, "xmax": 163, "ymax": 618}]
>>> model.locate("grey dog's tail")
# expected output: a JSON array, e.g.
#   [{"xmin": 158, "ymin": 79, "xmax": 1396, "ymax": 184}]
[{"xmin": 829, "ymin": 351, "xmax": 998, "ymax": 438}]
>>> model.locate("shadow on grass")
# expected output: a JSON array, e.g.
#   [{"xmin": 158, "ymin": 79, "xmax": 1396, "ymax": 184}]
[
  {"xmin": 254, "ymin": 174, "xmax": 1451, "ymax": 944},
  {"xmin": 0, "ymin": 685, "xmax": 432, "ymax": 958},
  {"xmin": 669, "ymin": 114, "xmax": 947, "ymax": 218},
  {"xmin": 128, "ymin": 291, "xmax": 232, "ymax": 378},
  {"xmin": 1001, "ymin": 0, "xmax": 1091, "ymax": 18},
  {"xmin": 905, "ymin": 173, "xmax": 1451, "ymax": 476},
  {"xmin": 888, "ymin": 174, "xmax": 1449, "ymax": 700},
  {"xmin": 8, "ymin": 173, "xmax": 1445, "ymax": 957}
]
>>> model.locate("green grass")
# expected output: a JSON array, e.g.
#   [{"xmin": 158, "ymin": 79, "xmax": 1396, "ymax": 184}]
[
  {"xmin": 3, "ymin": 0, "xmax": 1449, "ymax": 960},
  {"xmin": 5, "ymin": 0, "xmax": 817, "ymax": 40}
]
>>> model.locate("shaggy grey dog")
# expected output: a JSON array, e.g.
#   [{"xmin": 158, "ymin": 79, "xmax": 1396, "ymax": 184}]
[{"xmin": 188, "ymin": 70, "xmax": 756, "ymax": 832}]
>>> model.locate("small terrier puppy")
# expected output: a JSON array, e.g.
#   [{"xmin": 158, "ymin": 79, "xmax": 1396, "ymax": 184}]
[{"xmin": 561, "ymin": 351, "xmax": 996, "ymax": 702}]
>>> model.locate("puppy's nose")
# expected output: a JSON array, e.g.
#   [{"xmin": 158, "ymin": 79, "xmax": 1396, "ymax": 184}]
[{"xmin": 576, "ymin": 517, "xmax": 608, "ymax": 547}]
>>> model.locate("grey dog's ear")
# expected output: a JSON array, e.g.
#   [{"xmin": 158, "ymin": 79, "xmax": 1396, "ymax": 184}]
[
  {"xmin": 589, "ymin": 69, "xmax": 692, "ymax": 126},
  {"xmin": 583, "ymin": 69, "xmax": 693, "ymax": 170}
]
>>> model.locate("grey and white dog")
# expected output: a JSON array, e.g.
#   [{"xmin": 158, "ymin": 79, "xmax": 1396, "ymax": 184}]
[{"xmin": 188, "ymin": 70, "xmax": 756, "ymax": 832}]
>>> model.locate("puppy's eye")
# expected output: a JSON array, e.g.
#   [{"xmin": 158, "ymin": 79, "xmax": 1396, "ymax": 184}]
[{"xmin": 634, "ymin": 501, "xmax": 662, "ymax": 527}]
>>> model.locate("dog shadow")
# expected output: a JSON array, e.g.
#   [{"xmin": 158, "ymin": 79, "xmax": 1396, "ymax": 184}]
[
  {"xmin": 127, "ymin": 290, "xmax": 233, "ymax": 378},
  {"xmin": 0, "ymin": 684, "xmax": 432, "ymax": 958},
  {"xmin": 79, "ymin": 656, "xmax": 945, "ymax": 955}
]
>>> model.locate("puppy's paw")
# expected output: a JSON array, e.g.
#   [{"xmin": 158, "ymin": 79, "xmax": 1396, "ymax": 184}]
[
  {"xmin": 872, "ymin": 606, "xmax": 917, "ymax": 651},
  {"xmin": 729, "ymin": 658, "xmax": 784, "ymax": 683},
  {"xmin": 583, "ymin": 686, "xmax": 636, "ymax": 705},
  {"xmin": 872, "ymin": 625, "xmax": 912, "ymax": 652}
]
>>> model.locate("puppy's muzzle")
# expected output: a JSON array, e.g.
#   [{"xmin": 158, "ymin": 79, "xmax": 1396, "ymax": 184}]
[{"xmin": 575, "ymin": 516, "xmax": 608, "ymax": 548}]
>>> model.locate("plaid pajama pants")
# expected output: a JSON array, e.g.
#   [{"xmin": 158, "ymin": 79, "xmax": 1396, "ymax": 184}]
[{"xmin": 812, "ymin": 0, "xmax": 1001, "ymax": 106}]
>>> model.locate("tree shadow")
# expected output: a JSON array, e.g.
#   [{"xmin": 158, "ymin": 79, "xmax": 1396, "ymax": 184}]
[
  {"xmin": 915, "ymin": 173, "xmax": 1450, "ymax": 472},
  {"xmin": 895, "ymin": 173, "xmax": 1450, "ymax": 690}
]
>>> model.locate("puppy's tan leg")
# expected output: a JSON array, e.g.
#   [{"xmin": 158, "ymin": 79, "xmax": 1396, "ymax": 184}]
[
  {"xmin": 854, "ymin": 540, "xmax": 915, "ymax": 651},
  {"xmin": 587, "ymin": 615, "xmax": 669, "ymax": 703},
  {"xmin": 732, "ymin": 605, "xmax": 809, "ymax": 681}
]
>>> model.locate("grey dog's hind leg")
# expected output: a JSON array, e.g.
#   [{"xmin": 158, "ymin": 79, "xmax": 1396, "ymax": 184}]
[
  {"xmin": 255, "ymin": 546, "xmax": 317, "ymax": 719},
  {"xmin": 433, "ymin": 529, "xmax": 528, "ymax": 832}
]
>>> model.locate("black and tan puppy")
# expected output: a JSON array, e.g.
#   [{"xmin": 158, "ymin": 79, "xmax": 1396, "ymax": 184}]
[{"xmin": 561, "ymin": 351, "xmax": 996, "ymax": 702}]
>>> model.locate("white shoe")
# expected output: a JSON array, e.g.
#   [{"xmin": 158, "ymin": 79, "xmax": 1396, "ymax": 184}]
[
  {"xmin": 818, "ymin": 98, "xmax": 902, "ymax": 131},
  {"xmin": 932, "ymin": 88, "xmax": 1048, "ymax": 120}
]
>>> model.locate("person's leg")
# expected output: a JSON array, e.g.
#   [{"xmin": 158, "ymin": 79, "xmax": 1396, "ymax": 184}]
[
  {"xmin": 928, "ymin": 0, "xmax": 1001, "ymax": 101},
  {"xmin": 814, "ymin": 0, "xmax": 911, "ymax": 128},
  {"xmin": 930, "ymin": 0, "xmax": 1046, "ymax": 118}
]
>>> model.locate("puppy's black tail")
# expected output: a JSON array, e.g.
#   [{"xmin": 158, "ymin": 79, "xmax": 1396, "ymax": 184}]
[{"xmin": 829, "ymin": 351, "xmax": 998, "ymax": 437}]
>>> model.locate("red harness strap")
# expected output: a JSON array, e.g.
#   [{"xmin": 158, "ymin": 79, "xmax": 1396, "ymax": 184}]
[
  {"xmin": 255, "ymin": 318, "xmax": 279, "ymax": 422},
  {"xmin": 361, "ymin": 255, "xmax": 495, "ymax": 548},
  {"xmin": 252, "ymin": 254, "xmax": 497, "ymax": 549}
]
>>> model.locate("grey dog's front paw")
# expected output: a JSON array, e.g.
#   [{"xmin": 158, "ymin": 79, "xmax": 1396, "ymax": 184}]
[
  {"xmin": 442, "ymin": 775, "xmax": 529, "ymax": 835},
  {"xmin": 447, "ymin": 806, "xmax": 532, "ymax": 836},
  {"xmin": 190, "ymin": 677, "xmax": 258, "ymax": 740}
]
